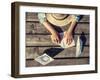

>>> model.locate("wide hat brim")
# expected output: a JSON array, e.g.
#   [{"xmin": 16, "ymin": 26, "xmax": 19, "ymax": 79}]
[{"xmin": 46, "ymin": 13, "xmax": 71, "ymax": 26}]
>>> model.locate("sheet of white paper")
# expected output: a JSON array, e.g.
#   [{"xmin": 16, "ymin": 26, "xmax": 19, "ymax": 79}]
[{"xmin": 59, "ymin": 33, "xmax": 75, "ymax": 48}]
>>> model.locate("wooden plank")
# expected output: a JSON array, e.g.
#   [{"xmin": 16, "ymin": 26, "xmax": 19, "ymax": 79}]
[
  {"xmin": 26, "ymin": 13, "xmax": 38, "ymax": 21},
  {"xmin": 26, "ymin": 22, "xmax": 48, "ymax": 34},
  {"xmin": 26, "ymin": 58, "xmax": 89, "ymax": 67},
  {"xmin": 26, "ymin": 12, "xmax": 89, "ymax": 22},
  {"xmin": 26, "ymin": 46, "xmax": 89, "ymax": 59},
  {"xmin": 26, "ymin": 34, "xmax": 89, "ymax": 46},
  {"xmin": 26, "ymin": 22, "xmax": 89, "ymax": 34},
  {"xmin": 80, "ymin": 15, "xmax": 89, "ymax": 22}
]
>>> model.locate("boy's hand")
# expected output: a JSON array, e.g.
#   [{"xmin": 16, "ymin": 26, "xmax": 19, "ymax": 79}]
[
  {"xmin": 51, "ymin": 32, "xmax": 60, "ymax": 44},
  {"xmin": 63, "ymin": 31, "xmax": 73, "ymax": 45}
]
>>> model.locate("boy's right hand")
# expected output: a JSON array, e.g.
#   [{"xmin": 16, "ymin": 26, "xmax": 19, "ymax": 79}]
[{"xmin": 51, "ymin": 32, "xmax": 60, "ymax": 44}]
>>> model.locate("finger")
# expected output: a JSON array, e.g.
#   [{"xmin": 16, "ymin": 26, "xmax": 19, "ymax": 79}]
[
  {"xmin": 52, "ymin": 38, "xmax": 56, "ymax": 44},
  {"xmin": 51, "ymin": 37, "xmax": 54, "ymax": 43},
  {"xmin": 68, "ymin": 39, "xmax": 71, "ymax": 45},
  {"xmin": 52, "ymin": 39, "xmax": 55, "ymax": 43},
  {"xmin": 54, "ymin": 39, "xmax": 57, "ymax": 44},
  {"xmin": 68, "ymin": 38, "xmax": 72, "ymax": 45},
  {"xmin": 67, "ymin": 39, "xmax": 70, "ymax": 45},
  {"xmin": 54, "ymin": 38, "xmax": 59, "ymax": 44},
  {"xmin": 58, "ymin": 34, "xmax": 61, "ymax": 40},
  {"xmin": 54, "ymin": 39, "xmax": 57, "ymax": 43},
  {"xmin": 66, "ymin": 38, "xmax": 68, "ymax": 44},
  {"xmin": 56, "ymin": 37, "xmax": 60, "ymax": 44}
]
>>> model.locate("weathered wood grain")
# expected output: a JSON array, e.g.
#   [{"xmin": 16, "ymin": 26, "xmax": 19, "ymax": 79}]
[
  {"xmin": 26, "ymin": 12, "xmax": 89, "ymax": 22},
  {"xmin": 26, "ymin": 57, "xmax": 89, "ymax": 67},
  {"xmin": 26, "ymin": 46, "xmax": 89, "ymax": 59},
  {"xmin": 26, "ymin": 22, "xmax": 48, "ymax": 34},
  {"xmin": 25, "ymin": 13, "xmax": 89, "ymax": 67},
  {"xmin": 26, "ymin": 22, "xmax": 89, "ymax": 34},
  {"xmin": 80, "ymin": 15, "xmax": 89, "ymax": 22},
  {"xmin": 26, "ymin": 34, "xmax": 89, "ymax": 46},
  {"xmin": 26, "ymin": 13, "xmax": 38, "ymax": 21}
]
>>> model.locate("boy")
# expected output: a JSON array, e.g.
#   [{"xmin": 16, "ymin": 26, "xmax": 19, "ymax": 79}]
[{"xmin": 38, "ymin": 13, "xmax": 80, "ymax": 45}]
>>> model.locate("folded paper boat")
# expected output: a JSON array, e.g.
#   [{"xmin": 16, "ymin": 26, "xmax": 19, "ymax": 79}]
[{"xmin": 76, "ymin": 36, "xmax": 83, "ymax": 57}]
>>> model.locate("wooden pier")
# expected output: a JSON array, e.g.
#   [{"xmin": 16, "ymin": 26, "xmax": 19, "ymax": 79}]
[{"xmin": 25, "ymin": 13, "xmax": 89, "ymax": 67}]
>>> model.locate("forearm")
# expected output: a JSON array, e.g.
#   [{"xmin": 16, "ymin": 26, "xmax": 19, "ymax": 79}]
[
  {"xmin": 42, "ymin": 21, "xmax": 57, "ymax": 35},
  {"xmin": 67, "ymin": 20, "xmax": 77, "ymax": 33}
]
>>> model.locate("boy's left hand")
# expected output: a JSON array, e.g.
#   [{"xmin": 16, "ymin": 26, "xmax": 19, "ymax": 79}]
[{"xmin": 63, "ymin": 31, "xmax": 73, "ymax": 45}]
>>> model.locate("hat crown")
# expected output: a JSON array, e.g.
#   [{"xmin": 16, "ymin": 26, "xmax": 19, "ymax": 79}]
[
  {"xmin": 52, "ymin": 13, "xmax": 67, "ymax": 20},
  {"xmin": 46, "ymin": 13, "xmax": 70, "ymax": 26}
]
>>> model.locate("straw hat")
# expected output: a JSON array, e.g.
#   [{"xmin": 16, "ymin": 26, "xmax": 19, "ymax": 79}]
[{"xmin": 46, "ymin": 13, "xmax": 69, "ymax": 26}]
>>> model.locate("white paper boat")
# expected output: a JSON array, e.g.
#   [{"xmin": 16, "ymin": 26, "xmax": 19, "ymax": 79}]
[
  {"xmin": 59, "ymin": 33, "xmax": 75, "ymax": 48},
  {"xmin": 76, "ymin": 36, "xmax": 83, "ymax": 57}
]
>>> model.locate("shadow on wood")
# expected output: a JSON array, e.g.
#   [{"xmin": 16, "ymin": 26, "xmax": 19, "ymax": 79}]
[
  {"xmin": 80, "ymin": 32, "xmax": 87, "ymax": 52},
  {"xmin": 43, "ymin": 48, "xmax": 64, "ymax": 58}
]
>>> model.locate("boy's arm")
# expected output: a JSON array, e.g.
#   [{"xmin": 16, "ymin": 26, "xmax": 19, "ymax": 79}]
[
  {"xmin": 64, "ymin": 18, "xmax": 77, "ymax": 45},
  {"xmin": 42, "ymin": 21, "xmax": 57, "ymax": 35},
  {"xmin": 38, "ymin": 13, "xmax": 57, "ymax": 35},
  {"xmin": 66, "ymin": 15, "xmax": 81, "ymax": 33},
  {"xmin": 42, "ymin": 21, "xmax": 60, "ymax": 44},
  {"xmin": 38, "ymin": 13, "xmax": 60, "ymax": 43},
  {"xmin": 66, "ymin": 20, "xmax": 77, "ymax": 34}
]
